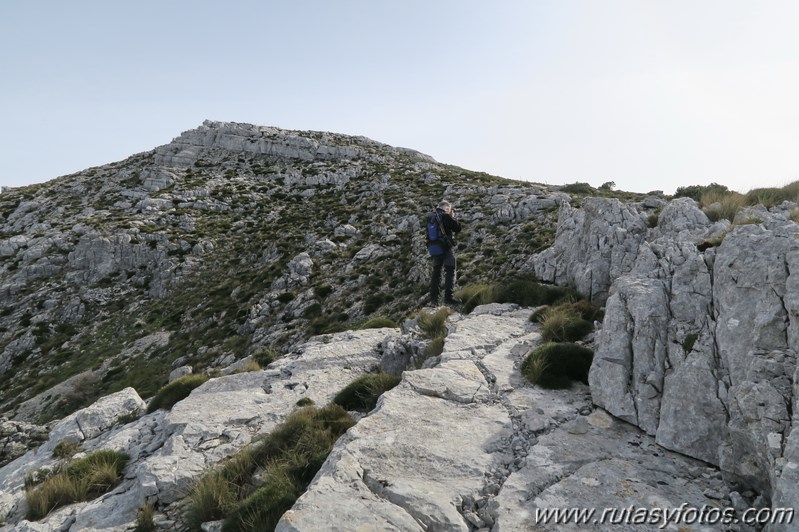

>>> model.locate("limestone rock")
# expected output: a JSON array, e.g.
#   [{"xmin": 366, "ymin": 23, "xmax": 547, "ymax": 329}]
[{"xmin": 530, "ymin": 198, "xmax": 648, "ymax": 305}]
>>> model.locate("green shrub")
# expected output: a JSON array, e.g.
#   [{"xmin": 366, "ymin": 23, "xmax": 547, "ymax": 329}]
[
  {"xmin": 701, "ymin": 191, "xmax": 745, "ymax": 222},
  {"xmin": 358, "ymin": 317, "xmax": 399, "ymax": 330},
  {"xmin": 187, "ymin": 404, "xmax": 354, "ymax": 531},
  {"xmin": 146, "ymin": 374, "xmax": 209, "ymax": 414},
  {"xmin": 425, "ymin": 336, "xmax": 445, "ymax": 359},
  {"xmin": 455, "ymin": 283, "xmax": 496, "ymax": 314},
  {"xmin": 560, "ymin": 182, "xmax": 595, "ymax": 195},
  {"xmin": 416, "ymin": 308, "xmax": 450, "ymax": 339},
  {"xmin": 646, "ymin": 212, "xmax": 660, "ymax": 228},
  {"xmin": 744, "ymin": 181, "xmax": 799, "ymax": 208},
  {"xmin": 529, "ymin": 306, "xmax": 549, "ymax": 323},
  {"xmin": 333, "ymin": 374, "xmax": 402, "ymax": 412},
  {"xmin": 494, "ymin": 278, "xmax": 581, "ymax": 308},
  {"xmin": 540, "ymin": 308, "xmax": 593, "ymax": 342},
  {"xmin": 52, "ymin": 439, "xmax": 82, "ymax": 459},
  {"xmin": 521, "ymin": 343, "xmax": 594, "ymax": 389},
  {"xmin": 221, "ymin": 465, "xmax": 298, "ymax": 532},
  {"xmin": 276, "ymin": 292, "xmax": 296, "ymax": 304},
  {"xmin": 134, "ymin": 502, "xmax": 156, "ymax": 532},
  {"xmin": 252, "ymin": 347, "xmax": 278, "ymax": 367},
  {"xmin": 683, "ymin": 333, "xmax": 699, "ymax": 353},
  {"xmin": 295, "ymin": 397, "xmax": 314, "ymax": 407},
  {"xmin": 674, "ymin": 182, "xmax": 729, "ymax": 201},
  {"xmin": 25, "ymin": 450, "xmax": 129, "ymax": 520}
]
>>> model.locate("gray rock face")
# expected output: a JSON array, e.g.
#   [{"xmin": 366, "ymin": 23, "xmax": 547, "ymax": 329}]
[
  {"xmin": 277, "ymin": 305, "xmax": 743, "ymax": 532},
  {"xmin": 530, "ymin": 198, "xmax": 648, "ymax": 304},
  {"xmin": 153, "ymin": 120, "xmax": 433, "ymax": 168},
  {"xmin": 0, "ymin": 328, "xmax": 399, "ymax": 530},
  {"xmin": 0, "ymin": 418, "xmax": 48, "ymax": 468},
  {"xmin": 539, "ymin": 196, "xmax": 799, "ymax": 524}
]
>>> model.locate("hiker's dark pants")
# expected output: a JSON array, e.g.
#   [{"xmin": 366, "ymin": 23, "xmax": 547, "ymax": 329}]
[{"xmin": 430, "ymin": 247, "xmax": 456, "ymax": 303}]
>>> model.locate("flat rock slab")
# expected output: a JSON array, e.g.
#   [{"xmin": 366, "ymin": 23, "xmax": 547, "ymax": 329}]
[
  {"xmin": 495, "ymin": 409, "xmax": 728, "ymax": 532},
  {"xmin": 0, "ymin": 328, "xmax": 399, "ymax": 531},
  {"xmin": 279, "ymin": 377, "xmax": 512, "ymax": 531}
]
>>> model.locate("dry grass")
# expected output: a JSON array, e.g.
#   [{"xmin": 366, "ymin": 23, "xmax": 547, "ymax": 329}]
[{"xmin": 701, "ymin": 190, "xmax": 745, "ymax": 222}]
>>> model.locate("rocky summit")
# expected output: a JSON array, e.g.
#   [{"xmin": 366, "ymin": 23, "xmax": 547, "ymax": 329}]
[{"xmin": 0, "ymin": 121, "xmax": 796, "ymax": 531}]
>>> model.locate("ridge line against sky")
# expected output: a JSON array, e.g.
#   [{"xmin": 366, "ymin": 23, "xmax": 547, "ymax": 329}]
[{"xmin": 1, "ymin": 0, "xmax": 798, "ymax": 195}]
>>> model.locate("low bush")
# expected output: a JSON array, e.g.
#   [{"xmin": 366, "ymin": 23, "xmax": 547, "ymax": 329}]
[
  {"xmin": 233, "ymin": 359, "xmax": 261, "ymax": 374},
  {"xmin": 416, "ymin": 308, "xmax": 450, "ymax": 339},
  {"xmin": 25, "ymin": 450, "xmax": 129, "ymax": 520},
  {"xmin": 455, "ymin": 283, "xmax": 495, "ymax": 314},
  {"xmin": 186, "ymin": 404, "xmax": 354, "ymax": 531},
  {"xmin": 333, "ymin": 374, "xmax": 402, "ymax": 412},
  {"xmin": 146, "ymin": 374, "xmax": 208, "ymax": 414},
  {"xmin": 358, "ymin": 317, "xmax": 399, "ymax": 330},
  {"xmin": 540, "ymin": 308, "xmax": 593, "ymax": 343},
  {"xmin": 52, "ymin": 439, "xmax": 82, "ymax": 459},
  {"xmin": 134, "ymin": 502, "xmax": 156, "ymax": 532},
  {"xmin": 560, "ymin": 182, "xmax": 595, "ymax": 195},
  {"xmin": 252, "ymin": 347, "xmax": 278, "ymax": 367},
  {"xmin": 222, "ymin": 465, "xmax": 298, "ymax": 531},
  {"xmin": 521, "ymin": 343, "xmax": 594, "ymax": 389},
  {"xmin": 456, "ymin": 278, "xmax": 584, "ymax": 315},
  {"xmin": 701, "ymin": 191, "xmax": 745, "ymax": 222},
  {"xmin": 425, "ymin": 336, "xmax": 445, "ymax": 359},
  {"xmin": 674, "ymin": 182, "xmax": 729, "ymax": 201}
]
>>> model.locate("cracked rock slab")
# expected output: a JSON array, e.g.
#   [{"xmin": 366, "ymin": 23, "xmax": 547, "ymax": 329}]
[
  {"xmin": 278, "ymin": 378, "xmax": 512, "ymax": 531},
  {"xmin": 495, "ymin": 409, "xmax": 728, "ymax": 532}
]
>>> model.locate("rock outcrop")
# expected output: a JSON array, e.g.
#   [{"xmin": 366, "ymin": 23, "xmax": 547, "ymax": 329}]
[{"xmin": 534, "ymin": 196, "xmax": 799, "ymax": 527}]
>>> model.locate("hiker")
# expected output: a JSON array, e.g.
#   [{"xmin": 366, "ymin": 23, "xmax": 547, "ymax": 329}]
[{"xmin": 426, "ymin": 200, "xmax": 462, "ymax": 306}]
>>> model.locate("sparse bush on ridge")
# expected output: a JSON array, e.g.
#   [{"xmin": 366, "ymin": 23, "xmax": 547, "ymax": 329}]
[
  {"xmin": 333, "ymin": 373, "xmax": 402, "ymax": 412},
  {"xmin": 146, "ymin": 374, "xmax": 209, "ymax": 414},
  {"xmin": 456, "ymin": 278, "xmax": 582, "ymax": 315},
  {"xmin": 559, "ymin": 182, "xmax": 595, "ymax": 195},
  {"xmin": 521, "ymin": 343, "xmax": 593, "ymax": 389}
]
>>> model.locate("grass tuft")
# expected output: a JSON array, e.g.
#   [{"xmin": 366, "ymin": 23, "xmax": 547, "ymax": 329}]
[
  {"xmin": 185, "ymin": 404, "xmax": 354, "ymax": 531},
  {"xmin": 416, "ymin": 308, "xmax": 450, "ymax": 339},
  {"xmin": 357, "ymin": 317, "xmax": 399, "ymax": 330},
  {"xmin": 134, "ymin": 502, "xmax": 156, "ymax": 532},
  {"xmin": 333, "ymin": 374, "xmax": 402, "ymax": 412},
  {"xmin": 539, "ymin": 307, "xmax": 594, "ymax": 343},
  {"xmin": 25, "ymin": 450, "xmax": 129, "ymax": 521},
  {"xmin": 52, "ymin": 439, "xmax": 82, "ymax": 459},
  {"xmin": 146, "ymin": 374, "xmax": 208, "ymax": 413},
  {"xmin": 521, "ymin": 342, "xmax": 594, "ymax": 389}
]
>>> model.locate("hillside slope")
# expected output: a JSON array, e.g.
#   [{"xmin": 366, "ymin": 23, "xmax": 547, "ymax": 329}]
[{"xmin": 0, "ymin": 120, "xmax": 571, "ymax": 424}]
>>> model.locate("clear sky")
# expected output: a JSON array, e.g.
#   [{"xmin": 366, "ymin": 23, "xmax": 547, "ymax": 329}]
[{"xmin": 2, "ymin": 1, "xmax": 798, "ymax": 195}]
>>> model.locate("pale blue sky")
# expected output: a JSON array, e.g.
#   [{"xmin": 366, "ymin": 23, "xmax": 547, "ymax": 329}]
[{"xmin": 2, "ymin": 1, "xmax": 797, "ymax": 194}]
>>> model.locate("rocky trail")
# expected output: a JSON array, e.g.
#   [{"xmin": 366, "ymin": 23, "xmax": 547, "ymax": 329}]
[
  {"xmin": 280, "ymin": 304, "xmax": 738, "ymax": 532},
  {"xmin": 0, "ymin": 302, "xmax": 743, "ymax": 531}
]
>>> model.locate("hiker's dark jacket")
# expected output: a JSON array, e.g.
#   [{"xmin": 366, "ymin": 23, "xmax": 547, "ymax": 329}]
[{"xmin": 435, "ymin": 208, "xmax": 462, "ymax": 246}]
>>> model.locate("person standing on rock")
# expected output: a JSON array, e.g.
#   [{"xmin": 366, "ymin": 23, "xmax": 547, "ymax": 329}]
[{"xmin": 426, "ymin": 200, "xmax": 462, "ymax": 306}]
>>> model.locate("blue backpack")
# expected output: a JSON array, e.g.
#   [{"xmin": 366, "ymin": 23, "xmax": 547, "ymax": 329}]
[{"xmin": 426, "ymin": 212, "xmax": 446, "ymax": 256}]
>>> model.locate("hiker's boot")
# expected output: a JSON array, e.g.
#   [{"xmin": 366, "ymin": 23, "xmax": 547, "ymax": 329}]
[{"xmin": 444, "ymin": 294, "xmax": 462, "ymax": 306}]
